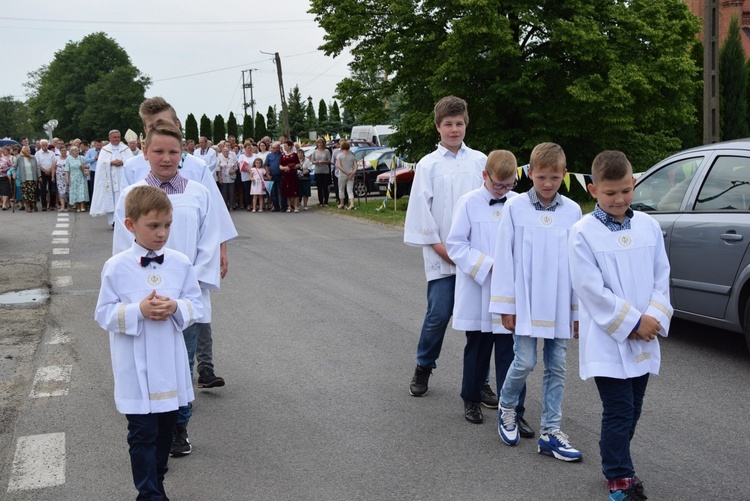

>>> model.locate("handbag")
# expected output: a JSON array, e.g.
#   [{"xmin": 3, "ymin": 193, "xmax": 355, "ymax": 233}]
[{"xmin": 264, "ymin": 180, "xmax": 274, "ymax": 195}]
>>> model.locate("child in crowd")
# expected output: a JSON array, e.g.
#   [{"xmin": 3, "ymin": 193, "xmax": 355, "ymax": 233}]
[
  {"xmin": 446, "ymin": 150, "xmax": 532, "ymax": 435},
  {"xmin": 114, "ymin": 119, "xmax": 221, "ymax": 459},
  {"xmin": 55, "ymin": 145, "xmax": 69, "ymax": 212},
  {"xmin": 491, "ymin": 142, "xmax": 583, "ymax": 461},
  {"xmin": 404, "ymin": 96, "xmax": 488, "ymax": 398},
  {"xmin": 249, "ymin": 157, "xmax": 267, "ymax": 213},
  {"xmin": 95, "ymin": 185, "xmax": 203, "ymax": 500},
  {"xmin": 570, "ymin": 151, "xmax": 672, "ymax": 501}
]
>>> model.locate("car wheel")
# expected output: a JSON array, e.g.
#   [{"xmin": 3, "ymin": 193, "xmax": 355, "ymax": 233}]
[{"xmin": 353, "ymin": 180, "xmax": 367, "ymax": 198}]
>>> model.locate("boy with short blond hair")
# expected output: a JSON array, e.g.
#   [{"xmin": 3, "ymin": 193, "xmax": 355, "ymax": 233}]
[
  {"xmin": 446, "ymin": 151, "xmax": 532, "ymax": 432},
  {"xmin": 404, "ymin": 96, "xmax": 488, "ymax": 398},
  {"xmin": 491, "ymin": 142, "xmax": 583, "ymax": 460},
  {"xmin": 96, "ymin": 185, "xmax": 203, "ymax": 500},
  {"xmin": 571, "ymin": 150, "xmax": 672, "ymax": 501}
]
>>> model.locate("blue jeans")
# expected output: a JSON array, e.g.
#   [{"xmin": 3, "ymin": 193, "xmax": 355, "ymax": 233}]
[
  {"xmin": 176, "ymin": 323, "xmax": 199, "ymax": 427},
  {"xmin": 595, "ymin": 374, "xmax": 649, "ymax": 480},
  {"xmin": 126, "ymin": 410, "xmax": 178, "ymax": 500},
  {"xmin": 195, "ymin": 322, "xmax": 213, "ymax": 371},
  {"xmin": 461, "ymin": 331, "xmax": 526, "ymax": 418},
  {"xmin": 500, "ymin": 336, "xmax": 567, "ymax": 434},
  {"xmin": 416, "ymin": 275, "xmax": 455, "ymax": 369}
]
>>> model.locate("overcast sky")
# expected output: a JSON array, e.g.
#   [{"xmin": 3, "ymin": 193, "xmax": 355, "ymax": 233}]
[{"xmin": 0, "ymin": 0, "xmax": 353, "ymax": 135}]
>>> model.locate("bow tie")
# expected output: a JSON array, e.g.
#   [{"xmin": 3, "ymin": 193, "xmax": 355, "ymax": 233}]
[
  {"xmin": 140, "ymin": 254, "xmax": 164, "ymax": 267},
  {"xmin": 489, "ymin": 197, "xmax": 507, "ymax": 206}
]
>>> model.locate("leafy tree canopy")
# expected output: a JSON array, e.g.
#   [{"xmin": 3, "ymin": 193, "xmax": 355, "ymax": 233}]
[
  {"xmin": 242, "ymin": 113, "xmax": 254, "ymax": 142},
  {"xmin": 0, "ymin": 96, "xmax": 34, "ymax": 139},
  {"xmin": 213, "ymin": 114, "xmax": 226, "ymax": 143},
  {"xmin": 199, "ymin": 114, "xmax": 212, "ymax": 140},
  {"xmin": 254, "ymin": 112, "xmax": 267, "ymax": 140},
  {"xmin": 26, "ymin": 32, "xmax": 150, "ymax": 140},
  {"xmin": 227, "ymin": 112, "xmax": 238, "ymax": 140},
  {"xmin": 720, "ymin": 16, "xmax": 749, "ymax": 141},
  {"xmin": 184, "ymin": 113, "xmax": 199, "ymax": 142},
  {"xmin": 310, "ymin": 0, "xmax": 701, "ymax": 169}
]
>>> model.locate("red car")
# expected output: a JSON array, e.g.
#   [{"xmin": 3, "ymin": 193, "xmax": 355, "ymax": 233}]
[{"xmin": 375, "ymin": 164, "xmax": 415, "ymax": 199}]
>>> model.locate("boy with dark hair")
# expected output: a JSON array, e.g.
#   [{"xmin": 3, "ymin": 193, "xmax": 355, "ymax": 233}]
[
  {"xmin": 571, "ymin": 150, "xmax": 672, "ymax": 500},
  {"xmin": 491, "ymin": 142, "xmax": 583, "ymax": 461},
  {"xmin": 95, "ymin": 185, "xmax": 203, "ymax": 500},
  {"xmin": 404, "ymin": 96, "xmax": 488, "ymax": 398}
]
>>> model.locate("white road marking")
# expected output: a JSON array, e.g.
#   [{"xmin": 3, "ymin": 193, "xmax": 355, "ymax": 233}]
[
  {"xmin": 51, "ymin": 230, "xmax": 68, "ymax": 236},
  {"xmin": 52, "ymin": 276, "xmax": 72, "ymax": 287},
  {"xmin": 51, "ymin": 238, "xmax": 69, "ymax": 244},
  {"xmin": 48, "ymin": 328, "xmax": 70, "ymax": 345},
  {"xmin": 52, "ymin": 248, "xmax": 69, "ymax": 255},
  {"xmin": 7, "ymin": 433, "xmax": 66, "ymax": 491},
  {"xmin": 51, "ymin": 260, "xmax": 70, "ymax": 269},
  {"xmin": 29, "ymin": 365, "xmax": 72, "ymax": 398},
  {"xmin": 55, "ymin": 223, "xmax": 69, "ymax": 228}
]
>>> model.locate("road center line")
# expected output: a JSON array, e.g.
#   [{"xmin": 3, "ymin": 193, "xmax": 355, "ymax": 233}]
[
  {"xmin": 7, "ymin": 433, "xmax": 66, "ymax": 492},
  {"xmin": 29, "ymin": 365, "xmax": 73, "ymax": 398}
]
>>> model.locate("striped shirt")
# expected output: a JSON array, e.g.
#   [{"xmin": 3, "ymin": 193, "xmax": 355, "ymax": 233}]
[{"xmin": 145, "ymin": 172, "xmax": 187, "ymax": 195}]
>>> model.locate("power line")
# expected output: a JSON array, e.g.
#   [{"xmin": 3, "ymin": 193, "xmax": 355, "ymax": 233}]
[
  {"xmin": 0, "ymin": 16, "xmax": 316, "ymax": 25},
  {"xmin": 153, "ymin": 59, "xmax": 271, "ymax": 82}
]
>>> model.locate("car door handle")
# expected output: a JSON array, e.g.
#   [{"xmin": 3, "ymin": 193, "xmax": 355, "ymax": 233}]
[{"xmin": 721, "ymin": 233, "xmax": 743, "ymax": 241}]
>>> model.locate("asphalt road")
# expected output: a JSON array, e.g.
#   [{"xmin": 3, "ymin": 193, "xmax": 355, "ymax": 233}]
[{"xmin": 1, "ymin": 204, "xmax": 749, "ymax": 500}]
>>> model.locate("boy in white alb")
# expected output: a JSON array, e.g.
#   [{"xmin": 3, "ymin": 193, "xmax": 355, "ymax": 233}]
[
  {"xmin": 491, "ymin": 142, "xmax": 583, "ymax": 461},
  {"xmin": 404, "ymin": 96, "xmax": 488, "ymax": 399},
  {"xmin": 570, "ymin": 151, "xmax": 672, "ymax": 501},
  {"xmin": 114, "ymin": 119, "xmax": 220, "ymax": 459},
  {"xmin": 95, "ymin": 186, "xmax": 202, "ymax": 500},
  {"xmin": 446, "ymin": 150, "xmax": 532, "ymax": 436}
]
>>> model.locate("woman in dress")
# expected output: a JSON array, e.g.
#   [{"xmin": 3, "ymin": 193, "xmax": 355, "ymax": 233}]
[
  {"xmin": 66, "ymin": 146, "xmax": 89, "ymax": 212},
  {"xmin": 0, "ymin": 147, "xmax": 12, "ymax": 210},
  {"xmin": 336, "ymin": 140, "xmax": 356, "ymax": 210},
  {"xmin": 280, "ymin": 140, "xmax": 300, "ymax": 213},
  {"xmin": 217, "ymin": 146, "xmax": 238, "ymax": 210},
  {"xmin": 15, "ymin": 146, "xmax": 40, "ymax": 213},
  {"xmin": 55, "ymin": 145, "xmax": 69, "ymax": 211},
  {"xmin": 297, "ymin": 149, "xmax": 312, "ymax": 211},
  {"xmin": 311, "ymin": 137, "xmax": 332, "ymax": 207}
]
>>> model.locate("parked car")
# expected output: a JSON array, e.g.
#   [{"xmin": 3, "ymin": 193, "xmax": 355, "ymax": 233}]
[
  {"xmin": 351, "ymin": 149, "xmax": 398, "ymax": 197},
  {"xmin": 375, "ymin": 150, "xmax": 414, "ymax": 198},
  {"xmin": 631, "ymin": 138, "xmax": 750, "ymax": 350}
]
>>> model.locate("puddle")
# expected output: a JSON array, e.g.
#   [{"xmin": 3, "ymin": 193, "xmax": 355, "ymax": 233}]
[{"xmin": 0, "ymin": 288, "xmax": 50, "ymax": 306}]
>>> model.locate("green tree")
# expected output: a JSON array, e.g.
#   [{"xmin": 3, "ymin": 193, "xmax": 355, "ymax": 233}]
[
  {"xmin": 26, "ymin": 32, "xmax": 150, "ymax": 139},
  {"xmin": 227, "ymin": 112, "xmax": 238, "ymax": 140},
  {"xmin": 242, "ymin": 113, "xmax": 254, "ymax": 142},
  {"xmin": 720, "ymin": 16, "xmax": 749, "ymax": 141},
  {"xmin": 317, "ymin": 99, "xmax": 329, "ymax": 134},
  {"xmin": 199, "ymin": 114, "xmax": 212, "ymax": 140},
  {"xmin": 329, "ymin": 100, "xmax": 342, "ymax": 134},
  {"xmin": 287, "ymin": 85, "xmax": 305, "ymax": 138},
  {"xmin": 0, "ymin": 96, "xmax": 34, "ymax": 139},
  {"xmin": 310, "ymin": 0, "xmax": 701, "ymax": 169},
  {"xmin": 254, "ymin": 112, "xmax": 267, "ymax": 139},
  {"xmin": 334, "ymin": 68, "xmax": 391, "ymax": 126},
  {"xmin": 341, "ymin": 106, "xmax": 356, "ymax": 132},
  {"xmin": 266, "ymin": 106, "xmax": 278, "ymax": 138},
  {"xmin": 304, "ymin": 98, "xmax": 318, "ymax": 136},
  {"xmin": 184, "ymin": 113, "xmax": 199, "ymax": 142},
  {"xmin": 213, "ymin": 114, "xmax": 226, "ymax": 143}
]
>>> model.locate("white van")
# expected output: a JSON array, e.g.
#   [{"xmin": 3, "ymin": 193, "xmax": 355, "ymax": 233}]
[{"xmin": 350, "ymin": 125, "xmax": 395, "ymax": 147}]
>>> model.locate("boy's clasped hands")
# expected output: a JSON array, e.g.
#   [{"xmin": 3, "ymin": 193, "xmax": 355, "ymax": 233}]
[
  {"xmin": 139, "ymin": 290, "xmax": 177, "ymax": 321},
  {"xmin": 629, "ymin": 314, "xmax": 660, "ymax": 342}
]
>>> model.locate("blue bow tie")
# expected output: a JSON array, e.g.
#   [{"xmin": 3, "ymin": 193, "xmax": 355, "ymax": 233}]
[
  {"xmin": 489, "ymin": 197, "xmax": 507, "ymax": 206},
  {"xmin": 140, "ymin": 254, "xmax": 164, "ymax": 267}
]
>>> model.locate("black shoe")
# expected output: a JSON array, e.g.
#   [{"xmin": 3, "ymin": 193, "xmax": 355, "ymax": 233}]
[
  {"xmin": 170, "ymin": 426, "xmax": 192, "ymax": 457},
  {"xmin": 517, "ymin": 416, "xmax": 535, "ymax": 438},
  {"xmin": 610, "ymin": 487, "xmax": 647, "ymax": 500},
  {"xmin": 409, "ymin": 365, "xmax": 432, "ymax": 397},
  {"xmin": 197, "ymin": 366, "xmax": 225, "ymax": 388},
  {"xmin": 480, "ymin": 382, "xmax": 499, "ymax": 409},
  {"xmin": 464, "ymin": 401, "xmax": 483, "ymax": 424}
]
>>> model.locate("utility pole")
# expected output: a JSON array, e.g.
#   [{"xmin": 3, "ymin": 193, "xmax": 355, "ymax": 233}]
[
  {"xmin": 241, "ymin": 69, "xmax": 258, "ymax": 118},
  {"xmin": 703, "ymin": 0, "xmax": 720, "ymax": 144},
  {"xmin": 261, "ymin": 51, "xmax": 290, "ymax": 137}
]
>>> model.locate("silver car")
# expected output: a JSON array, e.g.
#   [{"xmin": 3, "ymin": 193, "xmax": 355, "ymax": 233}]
[{"xmin": 632, "ymin": 139, "xmax": 750, "ymax": 351}]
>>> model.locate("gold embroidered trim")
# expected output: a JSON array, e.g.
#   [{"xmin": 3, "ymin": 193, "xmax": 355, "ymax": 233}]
[
  {"xmin": 491, "ymin": 296, "xmax": 515, "ymax": 304},
  {"xmin": 571, "ymin": 304, "xmax": 579, "ymax": 311},
  {"xmin": 605, "ymin": 302, "xmax": 631, "ymax": 335},
  {"xmin": 635, "ymin": 352, "xmax": 651, "ymax": 363},
  {"xmin": 470, "ymin": 254, "xmax": 487, "ymax": 279},
  {"xmin": 118, "ymin": 303, "xmax": 128, "ymax": 333},
  {"xmin": 150, "ymin": 390, "xmax": 178, "ymax": 401},
  {"xmin": 649, "ymin": 300, "xmax": 672, "ymax": 319},
  {"xmin": 492, "ymin": 317, "xmax": 504, "ymax": 324}
]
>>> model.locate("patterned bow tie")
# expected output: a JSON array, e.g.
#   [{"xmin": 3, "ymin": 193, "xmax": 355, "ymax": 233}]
[
  {"xmin": 140, "ymin": 254, "xmax": 164, "ymax": 267},
  {"xmin": 489, "ymin": 197, "xmax": 507, "ymax": 206}
]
